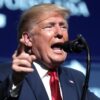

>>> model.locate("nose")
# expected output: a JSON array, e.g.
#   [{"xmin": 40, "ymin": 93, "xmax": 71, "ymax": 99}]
[
  {"xmin": 56, "ymin": 32, "xmax": 63, "ymax": 39},
  {"xmin": 55, "ymin": 26, "xmax": 63, "ymax": 39}
]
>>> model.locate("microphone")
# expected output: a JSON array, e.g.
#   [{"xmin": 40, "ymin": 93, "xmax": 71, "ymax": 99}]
[
  {"xmin": 62, "ymin": 34, "xmax": 91, "ymax": 100},
  {"xmin": 62, "ymin": 34, "xmax": 86, "ymax": 53}
]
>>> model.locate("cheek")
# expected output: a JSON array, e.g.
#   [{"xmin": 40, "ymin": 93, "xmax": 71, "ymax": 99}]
[
  {"xmin": 31, "ymin": 35, "xmax": 49, "ymax": 53},
  {"xmin": 63, "ymin": 31, "xmax": 69, "ymax": 41},
  {"xmin": 41, "ymin": 31, "xmax": 54, "ymax": 44}
]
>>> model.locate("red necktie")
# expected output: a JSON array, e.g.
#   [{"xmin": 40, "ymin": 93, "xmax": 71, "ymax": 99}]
[{"xmin": 48, "ymin": 70, "xmax": 62, "ymax": 100}]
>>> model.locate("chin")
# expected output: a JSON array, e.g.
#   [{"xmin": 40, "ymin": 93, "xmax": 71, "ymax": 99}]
[
  {"xmin": 52, "ymin": 58, "xmax": 65, "ymax": 65},
  {"xmin": 53, "ymin": 55, "xmax": 66, "ymax": 61}
]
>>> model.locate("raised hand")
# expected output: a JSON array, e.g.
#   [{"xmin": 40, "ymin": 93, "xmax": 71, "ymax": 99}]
[{"xmin": 12, "ymin": 38, "xmax": 36, "ymax": 85}]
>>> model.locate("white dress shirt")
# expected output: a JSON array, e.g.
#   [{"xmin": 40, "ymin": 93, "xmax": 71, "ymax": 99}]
[{"xmin": 33, "ymin": 62, "xmax": 52, "ymax": 100}]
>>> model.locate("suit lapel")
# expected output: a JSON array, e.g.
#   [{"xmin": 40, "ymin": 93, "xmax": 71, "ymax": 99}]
[
  {"xmin": 24, "ymin": 66, "xmax": 49, "ymax": 100},
  {"xmin": 58, "ymin": 67, "xmax": 80, "ymax": 100},
  {"xmin": 19, "ymin": 65, "xmax": 80, "ymax": 100}
]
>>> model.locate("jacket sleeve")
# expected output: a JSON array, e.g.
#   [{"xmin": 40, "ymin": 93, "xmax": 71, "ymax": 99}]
[
  {"xmin": 0, "ymin": 77, "xmax": 19, "ymax": 100},
  {"xmin": 0, "ymin": 63, "xmax": 19, "ymax": 100}
]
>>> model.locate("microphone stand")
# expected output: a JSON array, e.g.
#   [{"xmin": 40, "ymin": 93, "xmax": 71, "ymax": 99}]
[
  {"xmin": 63, "ymin": 34, "xmax": 91, "ymax": 100},
  {"xmin": 72, "ymin": 34, "xmax": 91, "ymax": 100},
  {"xmin": 80, "ymin": 35, "xmax": 91, "ymax": 100}
]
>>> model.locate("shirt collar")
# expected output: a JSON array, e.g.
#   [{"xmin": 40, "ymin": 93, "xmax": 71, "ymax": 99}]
[{"xmin": 33, "ymin": 62, "xmax": 48, "ymax": 79}]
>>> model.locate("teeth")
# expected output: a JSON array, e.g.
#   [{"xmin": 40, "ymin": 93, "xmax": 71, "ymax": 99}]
[
  {"xmin": 51, "ymin": 43, "xmax": 63, "ymax": 53},
  {"xmin": 52, "ymin": 47, "xmax": 63, "ymax": 53},
  {"xmin": 53, "ymin": 47, "xmax": 62, "ymax": 50},
  {"xmin": 51, "ymin": 45, "xmax": 62, "ymax": 49}
]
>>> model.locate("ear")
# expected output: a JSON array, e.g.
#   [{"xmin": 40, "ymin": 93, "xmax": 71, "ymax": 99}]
[{"xmin": 20, "ymin": 32, "xmax": 32, "ymax": 47}]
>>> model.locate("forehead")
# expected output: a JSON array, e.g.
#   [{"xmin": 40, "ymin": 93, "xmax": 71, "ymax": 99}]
[
  {"xmin": 29, "ymin": 4, "xmax": 68, "ymax": 24},
  {"xmin": 37, "ymin": 13, "xmax": 67, "ymax": 25}
]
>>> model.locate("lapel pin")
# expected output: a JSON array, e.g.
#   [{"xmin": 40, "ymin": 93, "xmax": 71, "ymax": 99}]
[{"xmin": 69, "ymin": 80, "xmax": 75, "ymax": 84}]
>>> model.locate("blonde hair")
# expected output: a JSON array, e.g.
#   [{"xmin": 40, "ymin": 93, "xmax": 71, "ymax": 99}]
[{"xmin": 18, "ymin": 3, "xmax": 70, "ymax": 40}]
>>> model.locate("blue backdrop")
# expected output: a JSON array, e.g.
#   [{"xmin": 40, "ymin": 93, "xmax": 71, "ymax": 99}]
[{"xmin": 0, "ymin": 0, "xmax": 100, "ymax": 97}]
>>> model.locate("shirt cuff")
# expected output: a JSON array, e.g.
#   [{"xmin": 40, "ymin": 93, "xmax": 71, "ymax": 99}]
[{"xmin": 9, "ymin": 81, "xmax": 21, "ymax": 97}]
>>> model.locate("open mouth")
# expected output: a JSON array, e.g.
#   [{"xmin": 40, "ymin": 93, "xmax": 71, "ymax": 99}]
[{"xmin": 51, "ymin": 43, "xmax": 64, "ymax": 52}]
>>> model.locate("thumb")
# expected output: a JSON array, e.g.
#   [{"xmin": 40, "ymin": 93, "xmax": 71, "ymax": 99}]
[{"xmin": 30, "ymin": 54, "xmax": 37, "ymax": 61}]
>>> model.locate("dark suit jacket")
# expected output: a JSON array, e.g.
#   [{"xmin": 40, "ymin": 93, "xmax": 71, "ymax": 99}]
[{"xmin": 0, "ymin": 63, "xmax": 100, "ymax": 100}]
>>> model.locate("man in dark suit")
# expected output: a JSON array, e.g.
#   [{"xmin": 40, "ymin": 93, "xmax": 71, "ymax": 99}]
[{"xmin": 0, "ymin": 3, "xmax": 100, "ymax": 100}]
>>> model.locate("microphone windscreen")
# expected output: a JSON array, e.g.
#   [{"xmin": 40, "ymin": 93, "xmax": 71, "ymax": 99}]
[{"xmin": 62, "ymin": 40, "xmax": 85, "ymax": 53}]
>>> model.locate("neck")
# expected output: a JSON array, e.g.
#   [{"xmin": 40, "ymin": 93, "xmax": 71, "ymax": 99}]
[{"xmin": 35, "ymin": 59, "xmax": 59, "ymax": 71}]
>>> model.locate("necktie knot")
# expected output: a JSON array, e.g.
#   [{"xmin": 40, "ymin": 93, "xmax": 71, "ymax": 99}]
[{"xmin": 48, "ymin": 71, "xmax": 57, "ymax": 77}]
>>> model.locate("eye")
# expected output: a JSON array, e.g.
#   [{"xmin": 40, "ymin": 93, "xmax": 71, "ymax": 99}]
[
  {"xmin": 62, "ymin": 26, "xmax": 67, "ymax": 29},
  {"xmin": 44, "ymin": 25, "xmax": 53, "ymax": 29},
  {"xmin": 61, "ymin": 26, "xmax": 68, "ymax": 31},
  {"xmin": 42, "ymin": 22, "xmax": 55, "ymax": 29},
  {"xmin": 42, "ymin": 25, "xmax": 53, "ymax": 31},
  {"xmin": 60, "ymin": 22, "xmax": 68, "ymax": 30}
]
